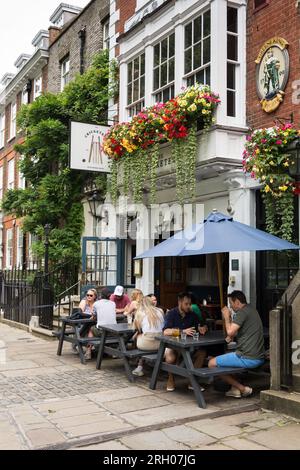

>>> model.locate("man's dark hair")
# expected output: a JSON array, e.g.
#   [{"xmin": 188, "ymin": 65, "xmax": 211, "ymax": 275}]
[
  {"xmin": 228, "ymin": 290, "xmax": 247, "ymax": 304},
  {"xmin": 100, "ymin": 288, "xmax": 111, "ymax": 300},
  {"xmin": 188, "ymin": 292, "xmax": 197, "ymax": 305},
  {"xmin": 178, "ymin": 292, "xmax": 192, "ymax": 301}
]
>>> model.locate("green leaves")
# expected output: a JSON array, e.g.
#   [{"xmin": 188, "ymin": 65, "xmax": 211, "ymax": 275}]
[{"xmin": 2, "ymin": 50, "xmax": 113, "ymax": 265}]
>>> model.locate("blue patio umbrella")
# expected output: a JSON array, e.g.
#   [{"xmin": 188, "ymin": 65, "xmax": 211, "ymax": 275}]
[
  {"xmin": 135, "ymin": 210, "xmax": 300, "ymax": 259},
  {"xmin": 135, "ymin": 210, "xmax": 299, "ymax": 309}
]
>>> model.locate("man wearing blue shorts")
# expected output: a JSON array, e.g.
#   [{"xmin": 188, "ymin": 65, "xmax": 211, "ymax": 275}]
[{"xmin": 208, "ymin": 290, "xmax": 265, "ymax": 398}]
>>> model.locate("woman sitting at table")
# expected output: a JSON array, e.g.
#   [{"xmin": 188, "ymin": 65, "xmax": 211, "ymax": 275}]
[
  {"xmin": 124, "ymin": 289, "xmax": 144, "ymax": 320},
  {"xmin": 84, "ymin": 288, "xmax": 117, "ymax": 360},
  {"xmin": 71, "ymin": 288, "xmax": 98, "ymax": 353},
  {"xmin": 132, "ymin": 296, "xmax": 165, "ymax": 376}
]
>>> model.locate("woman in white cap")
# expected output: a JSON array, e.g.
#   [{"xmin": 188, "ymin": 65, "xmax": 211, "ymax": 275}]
[{"xmin": 110, "ymin": 286, "xmax": 131, "ymax": 314}]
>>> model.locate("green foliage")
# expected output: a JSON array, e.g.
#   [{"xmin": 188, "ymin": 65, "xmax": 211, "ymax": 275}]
[{"xmin": 2, "ymin": 50, "xmax": 116, "ymax": 265}]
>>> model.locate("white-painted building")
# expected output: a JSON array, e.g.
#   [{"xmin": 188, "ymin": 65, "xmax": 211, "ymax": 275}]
[{"xmin": 88, "ymin": 0, "xmax": 262, "ymax": 312}]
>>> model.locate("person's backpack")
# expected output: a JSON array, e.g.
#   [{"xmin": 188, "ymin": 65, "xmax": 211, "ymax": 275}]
[{"xmin": 69, "ymin": 308, "xmax": 90, "ymax": 320}]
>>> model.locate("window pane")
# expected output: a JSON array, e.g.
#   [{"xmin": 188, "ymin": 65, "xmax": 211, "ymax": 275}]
[
  {"xmin": 154, "ymin": 44, "xmax": 160, "ymax": 67},
  {"xmin": 228, "ymin": 34, "xmax": 238, "ymax": 61},
  {"xmin": 203, "ymin": 10, "xmax": 211, "ymax": 37},
  {"xmin": 163, "ymin": 88, "xmax": 170, "ymax": 103},
  {"xmin": 170, "ymin": 84, "xmax": 175, "ymax": 99},
  {"xmin": 168, "ymin": 34, "xmax": 175, "ymax": 59},
  {"xmin": 227, "ymin": 90, "xmax": 236, "ymax": 117},
  {"xmin": 140, "ymin": 54, "xmax": 145, "ymax": 75},
  {"xmin": 227, "ymin": 63, "xmax": 236, "ymax": 90},
  {"xmin": 128, "ymin": 62, "xmax": 132, "ymax": 84},
  {"xmin": 227, "ymin": 7, "xmax": 238, "ymax": 33},
  {"xmin": 196, "ymin": 69, "xmax": 205, "ymax": 85},
  {"xmin": 266, "ymin": 270, "xmax": 276, "ymax": 288},
  {"xmin": 194, "ymin": 17, "xmax": 202, "ymax": 43},
  {"xmin": 161, "ymin": 62, "xmax": 168, "ymax": 87},
  {"xmin": 203, "ymin": 37, "xmax": 210, "ymax": 64},
  {"xmin": 161, "ymin": 38, "xmax": 168, "ymax": 62},
  {"xmin": 194, "ymin": 44, "xmax": 202, "ymax": 69},
  {"xmin": 134, "ymin": 58, "xmax": 139, "ymax": 79},
  {"xmin": 154, "ymin": 67, "xmax": 160, "ymax": 90},
  {"xmin": 185, "ymin": 47, "xmax": 192, "ymax": 74},
  {"xmin": 187, "ymin": 76, "xmax": 194, "ymax": 87},
  {"xmin": 278, "ymin": 270, "xmax": 288, "ymax": 288},
  {"xmin": 205, "ymin": 66, "xmax": 211, "ymax": 85},
  {"xmin": 169, "ymin": 57, "xmax": 175, "ymax": 82},
  {"xmin": 140, "ymin": 76, "xmax": 145, "ymax": 98},
  {"xmin": 133, "ymin": 80, "xmax": 139, "ymax": 102},
  {"xmin": 185, "ymin": 22, "xmax": 192, "ymax": 48},
  {"xmin": 127, "ymin": 85, "xmax": 132, "ymax": 105}
]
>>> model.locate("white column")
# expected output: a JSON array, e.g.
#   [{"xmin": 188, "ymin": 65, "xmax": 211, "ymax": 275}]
[
  {"xmin": 144, "ymin": 44, "xmax": 154, "ymax": 107},
  {"xmin": 135, "ymin": 209, "xmax": 155, "ymax": 295},
  {"xmin": 210, "ymin": 0, "xmax": 227, "ymax": 127},
  {"xmin": 174, "ymin": 23, "xmax": 184, "ymax": 95},
  {"xmin": 119, "ymin": 61, "xmax": 128, "ymax": 122},
  {"xmin": 226, "ymin": 172, "xmax": 257, "ymax": 306}
]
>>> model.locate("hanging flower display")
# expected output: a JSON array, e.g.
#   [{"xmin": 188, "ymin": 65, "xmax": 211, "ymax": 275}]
[
  {"xmin": 103, "ymin": 84, "xmax": 220, "ymax": 204},
  {"xmin": 243, "ymin": 124, "xmax": 298, "ymax": 241}
]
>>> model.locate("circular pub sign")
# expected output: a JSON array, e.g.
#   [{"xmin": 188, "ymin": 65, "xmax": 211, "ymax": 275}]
[{"xmin": 255, "ymin": 37, "xmax": 289, "ymax": 113}]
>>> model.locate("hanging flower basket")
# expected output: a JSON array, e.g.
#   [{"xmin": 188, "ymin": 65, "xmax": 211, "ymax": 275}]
[
  {"xmin": 103, "ymin": 84, "xmax": 220, "ymax": 204},
  {"xmin": 243, "ymin": 124, "xmax": 298, "ymax": 241}
]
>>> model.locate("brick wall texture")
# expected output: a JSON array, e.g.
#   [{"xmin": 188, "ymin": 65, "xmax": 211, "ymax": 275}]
[
  {"xmin": 47, "ymin": 0, "xmax": 109, "ymax": 93},
  {"xmin": 247, "ymin": 0, "xmax": 300, "ymax": 129}
]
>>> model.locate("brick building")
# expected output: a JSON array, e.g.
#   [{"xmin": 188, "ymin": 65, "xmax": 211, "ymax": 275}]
[
  {"xmin": 247, "ymin": 0, "xmax": 300, "ymax": 129},
  {"xmin": 47, "ymin": 0, "xmax": 109, "ymax": 94},
  {"xmin": 246, "ymin": 0, "xmax": 300, "ymax": 319},
  {"xmin": 0, "ymin": 33, "xmax": 49, "ymax": 270}
]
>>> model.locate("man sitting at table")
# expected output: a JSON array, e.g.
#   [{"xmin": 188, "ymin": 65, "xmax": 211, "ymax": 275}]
[
  {"xmin": 163, "ymin": 292, "xmax": 208, "ymax": 392},
  {"xmin": 110, "ymin": 285, "xmax": 131, "ymax": 315},
  {"xmin": 208, "ymin": 290, "xmax": 265, "ymax": 398}
]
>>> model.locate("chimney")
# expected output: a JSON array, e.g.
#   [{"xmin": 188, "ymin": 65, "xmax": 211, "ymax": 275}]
[{"xmin": 48, "ymin": 26, "xmax": 61, "ymax": 46}]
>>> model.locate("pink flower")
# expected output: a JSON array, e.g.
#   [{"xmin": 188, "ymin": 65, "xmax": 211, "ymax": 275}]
[
  {"xmin": 276, "ymin": 140, "xmax": 283, "ymax": 145},
  {"xmin": 246, "ymin": 135, "xmax": 251, "ymax": 141},
  {"xmin": 261, "ymin": 139, "xmax": 267, "ymax": 143}
]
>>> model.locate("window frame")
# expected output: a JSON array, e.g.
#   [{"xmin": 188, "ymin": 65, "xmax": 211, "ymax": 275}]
[
  {"xmin": 7, "ymin": 158, "xmax": 15, "ymax": 190},
  {"xmin": 34, "ymin": 76, "xmax": 43, "ymax": 100},
  {"xmin": 127, "ymin": 52, "xmax": 146, "ymax": 117},
  {"xmin": 17, "ymin": 226, "xmax": 24, "ymax": 268},
  {"xmin": 61, "ymin": 56, "xmax": 70, "ymax": 91},
  {"xmin": 152, "ymin": 32, "xmax": 176, "ymax": 104},
  {"xmin": 0, "ymin": 166, "xmax": 3, "ymax": 199},
  {"xmin": 0, "ymin": 113, "xmax": 5, "ymax": 148},
  {"xmin": 103, "ymin": 19, "xmax": 110, "ymax": 50},
  {"xmin": 10, "ymin": 102, "xmax": 17, "ymax": 140},
  {"xmin": 6, "ymin": 228, "xmax": 13, "ymax": 269},
  {"xmin": 183, "ymin": 9, "xmax": 211, "ymax": 88},
  {"xmin": 226, "ymin": 6, "xmax": 239, "ymax": 118}
]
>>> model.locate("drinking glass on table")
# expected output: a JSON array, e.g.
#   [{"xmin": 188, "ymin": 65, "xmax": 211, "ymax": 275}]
[
  {"xmin": 172, "ymin": 328, "xmax": 180, "ymax": 338},
  {"xmin": 192, "ymin": 331, "xmax": 199, "ymax": 341},
  {"xmin": 180, "ymin": 330, "xmax": 187, "ymax": 341}
]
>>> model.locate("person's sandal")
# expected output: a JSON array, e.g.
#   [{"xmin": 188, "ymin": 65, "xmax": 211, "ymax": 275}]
[
  {"xmin": 166, "ymin": 375, "xmax": 175, "ymax": 392},
  {"xmin": 241, "ymin": 386, "xmax": 253, "ymax": 397},
  {"xmin": 225, "ymin": 386, "xmax": 241, "ymax": 398}
]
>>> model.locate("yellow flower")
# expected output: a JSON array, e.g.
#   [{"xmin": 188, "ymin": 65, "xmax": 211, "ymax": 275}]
[
  {"xmin": 262, "ymin": 175, "xmax": 266, "ymax": 181},
  {"xmin": 188, "ymin": 103, "xmax": 197, "ymax": 112},
  {"xmin": 269, "ymin": 161, "xmax": 275, "ymax": 165},
  {"xmin": 264, "ymin": 185, "xmax": 271, "ymax": 193},
  {"xmin": 279, "ymin": 185, "xmax": 288, "ymax": 192},
  {"xmin": 283, "ymin": 132, "xmax": 289, "ymax": 137},
  {"xmin": 270, "ymin": 178, "xmax": 274, "ymax": 183},
  {"xmin": 255, "ymin": 149, "xmax": 260, "ymax": 154},
  {"xmin": 202, "ymin": 109, "xmax": 208, "ymax": 115},
  {"xmin": 283, "ymin": 161, "xmax": 289, "ymax": 167},
  {"xmin": 179, "ymin": 100, "xmax": 187, "ymax": 107}
]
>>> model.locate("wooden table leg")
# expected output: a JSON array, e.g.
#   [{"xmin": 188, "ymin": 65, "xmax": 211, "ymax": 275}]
[
  {"xmin": 118, "ymin": 335, "xmax": 135, "ymax": 383},
  {"xmin": 149, "ymin": 342, "xmax": 166, "ymax": 390},
  {"xmin": 96, "ymin": 330, "xmax": 107, "ymax": 370},
  {"xmin": 181, "ymin": 349, "xmax": 207, "ymax": 409},
  {"xmin": 57, "ymin": 320, "xmax": 66, "ymax": 356},
  {"xmin": 75, "ymin": 324, "xmax": 86, "ymax": 365}
]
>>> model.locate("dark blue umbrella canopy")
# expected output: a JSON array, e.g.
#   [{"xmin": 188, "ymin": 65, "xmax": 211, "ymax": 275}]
[{"xmin": 135, "ymin": 211, "xmax": 300, "ymax": 259}]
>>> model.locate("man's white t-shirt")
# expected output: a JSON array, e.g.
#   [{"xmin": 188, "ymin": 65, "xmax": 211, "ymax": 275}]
[{"xmin": 94, "ymin": 299, "xmax": 117, "ymax": 327}]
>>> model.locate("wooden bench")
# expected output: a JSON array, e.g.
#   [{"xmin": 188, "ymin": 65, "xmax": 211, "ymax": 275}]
[{"xmin": 55, "ymin": 317, "xmax": 120, "ymax": 365}]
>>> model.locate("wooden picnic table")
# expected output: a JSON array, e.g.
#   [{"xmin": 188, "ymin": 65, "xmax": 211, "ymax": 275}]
[
  {"xmin": 56, "ymin": 314, "xmax": 127, "ymax": 364},
  {"xmin": 95, "ymin": 323, "xmax": 157, "ymax": 382},
  {"xmin": 149, "ymin": 331, "xmax": 245, "ymax": 409}
]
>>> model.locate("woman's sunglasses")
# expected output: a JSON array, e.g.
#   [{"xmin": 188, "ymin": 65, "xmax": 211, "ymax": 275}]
[{"xmin": 86, "ymin": 294, "xmax": 95, "ymax": 297}]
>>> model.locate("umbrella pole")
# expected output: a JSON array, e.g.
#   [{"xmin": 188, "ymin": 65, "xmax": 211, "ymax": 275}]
[{"xmin": 216, "ymin": 253, "xmax": 225, "ymax": 333}]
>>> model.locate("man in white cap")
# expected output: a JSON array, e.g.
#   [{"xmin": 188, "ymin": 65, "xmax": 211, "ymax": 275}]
[{"xmin": 110, "ymin": 286, "xmax": 131, "ymax": 314}]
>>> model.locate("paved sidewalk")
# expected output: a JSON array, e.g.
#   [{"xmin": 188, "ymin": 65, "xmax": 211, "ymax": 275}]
[{"xmin": 0, "ymin": 322, "xmax": 300, "ymax": 450}]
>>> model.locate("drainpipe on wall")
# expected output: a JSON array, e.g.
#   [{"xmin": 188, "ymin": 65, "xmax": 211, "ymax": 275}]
[{"xmin": 78, "ymin": 27, "xmax": 86, "ymax": 75}]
